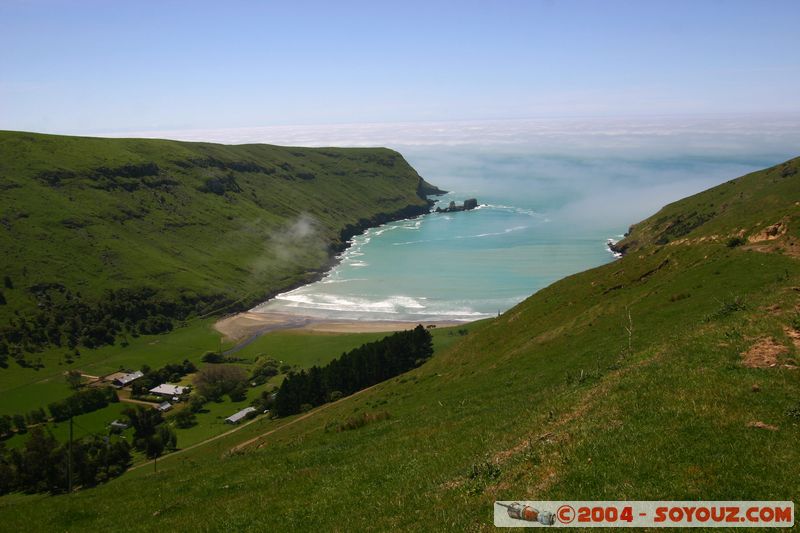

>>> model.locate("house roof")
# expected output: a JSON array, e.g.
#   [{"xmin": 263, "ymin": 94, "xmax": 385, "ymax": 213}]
[
  {"xmin": 149, "ymin": 384, "xmax": 187, "ymax": 396},
  {"xmin": 225, "ymin": 406, "xmax": 257, "ymax": 423},
  {"xmin": 158, "ymin": 401, "xmax": 172, "ymax": 411},
  {"xmin": 115, "ymin": 370, "xmax": 144, "ymax": 385}
]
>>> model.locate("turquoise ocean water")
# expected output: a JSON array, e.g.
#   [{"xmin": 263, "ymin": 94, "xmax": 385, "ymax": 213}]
[
  {"xmin": 256, "ymin": 191, "xmax": 619, "ymax": 321},
  {"xmin": 147, "ymin": 117, "xmax": 799, "ymax": 322}
]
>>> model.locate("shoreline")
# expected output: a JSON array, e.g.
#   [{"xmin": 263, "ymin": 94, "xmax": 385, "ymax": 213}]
[
  {"xmin": 216, "ymin": 196, "xmax": 442, "ymax": 319},
  {"xmin": 214, "ymin": 191, "xmax": 485, "ymax": 344},
  {"xmin": 216, "ymin": 191, "xmax": 457, "ymax": 343},
  {"xmin": 213, "ymin": 191, "xmax": 448, "ymax": 340},
  {"xmin": 214, "ymin": 310, "xmax": 470, "ymax": 344}
]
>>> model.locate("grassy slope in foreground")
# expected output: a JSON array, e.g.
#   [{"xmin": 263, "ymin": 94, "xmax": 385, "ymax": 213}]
[
  {"xmin": 3, "ymin": 158, "xmax": 800, "ymax": 531},
  {"xmin": 0, "ymin": 130, "xmax": 438, "ymax": 322}
]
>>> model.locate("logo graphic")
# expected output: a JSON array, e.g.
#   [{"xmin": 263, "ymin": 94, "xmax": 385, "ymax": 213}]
[
  {"xmin": 494, "ymin": 501, "xmax": 794, "ymax": 528},
  {"xmin": 496, "ymin": 502, "xmax": 556, "ymax": 526}
]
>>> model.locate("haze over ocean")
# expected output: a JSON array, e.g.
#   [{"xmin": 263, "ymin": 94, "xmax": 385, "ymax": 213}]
[{"xmin": 111, "ymin": 115, "xmax": 800, "ymax": 321}]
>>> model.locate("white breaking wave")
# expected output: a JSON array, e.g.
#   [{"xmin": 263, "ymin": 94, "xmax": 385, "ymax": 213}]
[
  {"xmin": 606, "ymin": 237, "xmax": 623, "ymax": 259},
  {"xmin": 481, "ymin": 203, "xmax": 548, "ymax": 219},
  {"xmin": 256, "ymin": 291, "xmax": 495, "ymax": 320},
  {"xmin": 466, "ymin": 225, "xmax": 528, "ymax": 239},
  {"xmin": 392, "ymin": 224, "xmax": 528, "ymax": 246}
]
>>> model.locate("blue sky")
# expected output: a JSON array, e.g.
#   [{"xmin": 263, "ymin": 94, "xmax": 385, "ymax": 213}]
[{"xmin": 1, "ymin": 0, "xmax": 799, "ymax": 134}]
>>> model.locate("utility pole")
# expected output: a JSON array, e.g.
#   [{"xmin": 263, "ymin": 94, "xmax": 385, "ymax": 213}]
[{"xmin": 67, "ymin": 416, "xmax": 73, "ymax": 493}]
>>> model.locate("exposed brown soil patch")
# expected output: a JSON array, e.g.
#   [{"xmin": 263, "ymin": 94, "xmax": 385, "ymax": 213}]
[
  {"xmin": 741, "ymin": 337, "xmax": 787, "ymax": 368},
  {"xmin": 747, "ymin": 420, "xmax": 779, "ymax": 431},
  {"xmin": 748, "ymin": 221, "xmax": 787, "ymax": 243},
  {"xmin": 784, "ymin": 327, "xmax": 800, "ymax": 350},
  {"xmin": 745, "ymin": 236, "xmax": 800, "ymax": 259}
]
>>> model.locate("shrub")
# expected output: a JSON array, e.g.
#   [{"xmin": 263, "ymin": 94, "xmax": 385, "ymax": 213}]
[
  {"xmin": 65, "ymin": 369, "xmax": 82, "ymax": 390},
  {"xmin": 465, "ymin": 460, "xmax": 501, "ymax": 495},
  {"xmin": 26, "ymin": 407, "xmax": 47, "ymax": 425},
  {"xmin": 329, "ymin": 390, "xmax": 343, "ymax": 402},
  {"xmin": 12, "ymin": 414, "xmax": 27, "ymax": 434},
  {"xmin": 564, "ymin": 367, "xmax": 603, "ymax": 386},
  {"xmin": 188, "ymin": 394, "xmax": 207, "ymax": 413},
  {"xmin": 704, "ymin": 296, "xmax": 746, "ymax": 322},
  {"xmin": 0, "ymin": 416, "xmax": 12, "ymax": 437},
  {"xmin": 228, "ymin": 383, "xmax": 248, "ymax": 402},
  {"xmin": 251, "ymin": 356, "xmax": 279, "ymax": 384},
  {"xmin": 727, "ymin": 236, "xmax": 746, "ymax": 248},
  {"xmin": 48, "ymin": 387, "xmax": 118, "ymax": 421},
  {"xmin": 201, "ymin": 351, "xmax": 224, "ymax": 364}
]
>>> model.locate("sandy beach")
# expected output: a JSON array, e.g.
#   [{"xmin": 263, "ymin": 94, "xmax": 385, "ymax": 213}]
[{"xmin": 214, "ymin": 310, "xmax": 467, "ymax": 342}]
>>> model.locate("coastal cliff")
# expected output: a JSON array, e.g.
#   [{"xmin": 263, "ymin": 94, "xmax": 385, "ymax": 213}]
[{"xmin": 0, "ymin": 131, "xmax": 442, "ymax": 354}]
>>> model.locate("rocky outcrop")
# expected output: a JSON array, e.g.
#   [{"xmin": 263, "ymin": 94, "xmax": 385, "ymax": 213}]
[
  {"xmin": 608, "ymin": 239, "xmax": 634, "ymax": 256},
  {"xmin": 435, "ymin": 198, "xmax": 479, "ymax": 213}
]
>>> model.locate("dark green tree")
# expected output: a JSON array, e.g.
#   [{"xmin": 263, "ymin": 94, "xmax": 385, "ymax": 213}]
[
  {"xmin": 12, "ymin": 414, "xmax": 27, "ymax": 434},
  {"xmin": 169, "ymin": 409, "xmax": 196, "ymax": 429},
  {"xmin": 123, "ymin": 406, "xmax": 163, "ymax": 450},
  {"xmin": 14, "ymin": 427, "xmax": 61, "ymax": 493},
  {"xmin": 65, "ymin": 369, "xmax": 82, "ymax": 390},
  {"xmin": 0, "ymin": 416, "xmax": 12, "ymax": 437}
]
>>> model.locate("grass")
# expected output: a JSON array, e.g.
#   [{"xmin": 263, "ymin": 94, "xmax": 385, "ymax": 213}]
[
  {"xmin": 232, "ymin": 326, "xmax": 478, "ymax": 368},
  {"xmin": 167, "ymin": 324, "xmax": 481, "ymax": 449},
  {"xmin": 0, "ymin": 130, "xmax": 438, "ymax": 408},
  {"xmin": 0, "ymin": 131, "xmax": 434, "ymax": 319},
  {"xmin": 3, "ymin": 402, "xmax": 132, "ymax": 451},
  {"xmin": 0, "ymin": 324, "xmax": 458, "ymax": 448},
  {"xmin": 1, "ymin": 321, "xmax": 475, "ymax": 456},
  {"xmin": 1, "ymin": 157, "xmax": 799, "ymax": 531},
  {"xmin": 615, "ymin": 155, "xmax": 800, "ymax": 253},
  {"xmin": 229, "ymin": 330, "xmax": 392, "ymax": 367},
  {"xmin": 0, "ymin": 319, "xmax": 223, "ymax": 416},
  {"xmin": 173, "ymin": 396, "xmax": 260, "ymax": 448}
]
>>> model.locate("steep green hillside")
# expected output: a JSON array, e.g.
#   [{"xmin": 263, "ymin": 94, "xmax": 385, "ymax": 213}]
[
  {"xmin": 0, "ymin": 131, "xmax": 440, "ymax": 359},
  {"xmin": 612, "ymin": 156, "xmax": 800, "ymax": 254},
  {"xmin": 2, "ymin": 158, "xmax": 799, "ymax": 531}
]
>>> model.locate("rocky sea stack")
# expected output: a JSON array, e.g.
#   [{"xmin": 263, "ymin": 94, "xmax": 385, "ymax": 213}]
[{"xmin": 435, "ymin": 198, "xmax": 479, "ymax": 213}]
